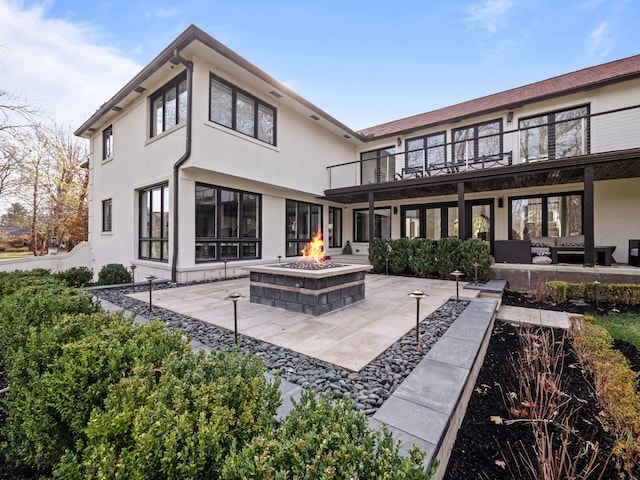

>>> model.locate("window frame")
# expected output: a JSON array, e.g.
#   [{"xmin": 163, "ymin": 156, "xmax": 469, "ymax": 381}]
[
  {"xmin": 518, "ymin": 104, "xmax": 590, "ymax": 163},
  {"xmin": 285, "ymin": 199, "xmax": 323, "ymax": 257},
  {"xmin": 195, "ymin": 182, "xmax": 262, "ymax": 263},
  {"xmin": 138, "ymin": 183, "xmax": 170, "ymax": 262},
  {"xmin": 452, "ymin": 119, "xmax": 503, "ymax": 166},
  {"xmin": 102, "ymin": 125, "xmax": 113, "ymax": 161},
  {"xmin": 353, "ymin": 207, "xmax": 392, "ymax": 243},
  {"xmin": 360, "ymin": 146, "xmax": 396, "ymax": 184},
  {"xmin": 405, "ymin": 131, "xmax": 447, "ymax": 172},
  {"xmin": 508, "ymin": 191, "xmax": 584, "ymax": 240},
  {"xmin": 101, "ymin": 198, "xmax": 112, "ymax": 232},
  {"xmin": 209, "ymin": 73, "xmax": 277, "ymax": 145},
  {"xmin": 328, "ymin": 206, "xmax": 343, "ymax": 249},
  {"xmin": 149, "ymin": 72, "xmax": 188, "ymax": 138},
  {"xmin": 400, "ymin": 203, "xmax": 458, "ymax": 240}
]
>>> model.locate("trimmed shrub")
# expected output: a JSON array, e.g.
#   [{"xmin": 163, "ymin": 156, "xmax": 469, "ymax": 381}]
[
  {"xmin": 97, "ymin": 263, "xmax": 131, "ymax": 285},
  {"xmin": 388, "ymin": 238, "xmax": 412, "ymax": 275},
  {"xmin": 434, "ymin": 237, "xmax": 462, "ymax": 279},
  {"xmin": 458, "ymin": 238, "xmax": 493, "ymax": 282},
  {"xmin": 0, "ymin": 283, "xmax": 98, "ymax": 362},
  {"xmin": 223, "ymin": 390, "xmax": 432, "ymax": 479},
  {"xmin": 55, "ymin": 350, "xmax": 281, "ymax": 479},
  {"xmin": 547, "ymin": 281, "xmax": 640, "ymax": 305},
  {"xmin": 410, "ymin": 238, "xmax": 437, "ymax": 277},
  {"xmin": 54, "ymin": 266, "xmax": 93, "ymax": 287},
  {"xmin": 0, "ymin": 269, "xmax": 57, "ymax": 297},
  {"xmin": 368, "ymin": 238, "xmax": 391, "ymax": 274},
  {"xmin": 3, "ymin": 315, "xmax": 189, "ymax": 469}
]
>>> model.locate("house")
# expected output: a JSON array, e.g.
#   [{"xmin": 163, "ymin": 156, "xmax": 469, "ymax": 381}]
[{"xmin": 75, "ymin": 25, "xmax": 640, "ymax": 282}]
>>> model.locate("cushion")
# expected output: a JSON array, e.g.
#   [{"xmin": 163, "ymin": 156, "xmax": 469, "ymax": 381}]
[
  {"xmin": 631, "ymin": 248, "xmax": 639, "ymax": 257},
  {"xmin": 529, "ymin": 237, "xmax": 556, "ymax": 247},
  {"xmin": 560, "ymin": 242, "xmax": 583, "ymax": 247},
  {"xmin": 532, "ymin": 255, "xmax": 552, "ymax": 265},
  {"xmin": 558, "ymin": 234, "xmax": 584, "ymax": 246},
  {"xmin": 537, "ymin": 251, "xmax": 550, "ymax": 257}
]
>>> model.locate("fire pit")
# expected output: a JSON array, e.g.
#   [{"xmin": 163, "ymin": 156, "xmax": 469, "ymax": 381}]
[{"xmin": 246, "ymin": 230, "xmax": 372, "ymax": 316}]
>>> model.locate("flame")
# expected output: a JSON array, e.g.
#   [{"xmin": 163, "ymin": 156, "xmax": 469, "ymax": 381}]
[{"xmin": 300, "ymin": 228, "xmax": 325, "ymax": 263}]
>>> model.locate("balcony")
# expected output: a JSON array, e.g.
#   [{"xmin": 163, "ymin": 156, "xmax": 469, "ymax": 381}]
[{"xmin": 327, "ymin": 104, "xmax": 640, "ymax": 190}]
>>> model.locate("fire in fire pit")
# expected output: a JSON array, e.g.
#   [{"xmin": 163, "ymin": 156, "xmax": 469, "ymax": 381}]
[{"xmin": 285, "ymin": 228, "xmax": 341, "ymax": 270}]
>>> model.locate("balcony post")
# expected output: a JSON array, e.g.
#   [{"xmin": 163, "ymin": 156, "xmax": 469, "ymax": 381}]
[
  {"xmin": 368, "ymin": 192, "xmax": 375, "ymax": 249},
  {"xmin": 583, "ymin": 166, "xmax": 595, "ymax": 267}
]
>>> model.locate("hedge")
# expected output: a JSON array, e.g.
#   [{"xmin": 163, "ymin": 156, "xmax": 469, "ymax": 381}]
[{"xmin": 547, "ymin": 281, "xmax": 640, "ymax": 305}]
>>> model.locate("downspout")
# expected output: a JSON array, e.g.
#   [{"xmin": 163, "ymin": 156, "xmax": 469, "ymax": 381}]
[{"xmin": 170, "ymin": 49, "xmax": 193, "ymax": 283}]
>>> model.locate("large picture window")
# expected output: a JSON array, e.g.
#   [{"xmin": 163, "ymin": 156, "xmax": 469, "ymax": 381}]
[
  {"xmin": 210, "ymin": 74, "xmax": 276, "ymax": 145},
  {"xmin": 519, "ymin": 105, "xmax": 589, "ymax": 163},
  {"xmin": 150, "ymin": 72, "xmax": 187, "ymax": 138},
  {"xmin": 452, "ymin": 119, "xmax": 502, "ymax": 167},
  {"xmin": 286, "ymin": 200, "xmax": 322, "ymax": 256},
  {"xmin": 139, "ymin": 184, "xmax": 169, "ymax": 261},
  {"xmin": 401, "ymin": 204, "xmax": 457, "ymax": 240},
  {"xmin": 510, "ymin": 192, "xmax": 583, "ymax": 240},
  {"xmin": 195, "ymin": 183, "xmax": 260, "ymax": 262},
  {"xmin": 354, "ymin": 208, "xmax": 391, "ymax": 243}
]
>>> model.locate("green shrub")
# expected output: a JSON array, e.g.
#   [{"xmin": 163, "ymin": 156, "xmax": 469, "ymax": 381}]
[
  {"xmin": 458, "ymin": 238, "xmax": 493, "ymax": 282},
  {"xmin": 3, "ymin": 315, "xmax": 189, "ymax": 469},
  {"xmin": 546, "ymin": 281, "xmax": 640, "ymax": 305},
  {"xmin": 54, "ymin": 266, "xmax": 93, "ymax": 287},
  {"xmin": 388, "ymin": 238, "xmax": 412, "ymax": 275},
  {"xmin": 368, "ymin": 238, "xmax": 391, "ymax": 274},
  {"xmin": 223, "ymin": 390, "xmax": 432, "ymax": 479},
  {"xmin": 0, "ymin": 269, "xmax": 57, "ymax": 297},
  {"xmin": 410, "ymin": 238, "xmax": 436, "ymax": 277},
  {"xmin": 0, "ymin": 283, "xmax": 97, "ymax": 360},
  {"xmin": 55, "ymin": 350, "xmax": 280, "ymax": 479},
  {"xmin": 97, "ymin": 263, "xmax": 131, "ymax": 285},
  {"xmin": 434, "ymin": 237, "xmax": 462, "ymax": 279}
]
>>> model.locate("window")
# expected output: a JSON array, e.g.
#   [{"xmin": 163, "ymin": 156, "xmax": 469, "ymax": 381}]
[
  {"xmin": 209, "ymin": 74, "xmax": 276, "ymax": 145},
  {"xmin": 286, "ymin": 200, "xmax": 322, "ymax": 256},
  {"xmin": 328, "ymin": 206, "xmax": 342, "ymax": 248},
  {"xmin": 354, "ymin": 208, "xmax": 391, "ymax": 243},
  {"xmin": 150, "ymin": 72, "xmax": 187, "ymax": 137},
  {"xmin": 519, "ymin": 105, "xmax": 589, "ymax": 162},
  {"xmin": 405, "ymin": 132, "xmax": 446, "ymax": 173},
  {"xmin": 509, "ymin": 192, "xmax": 583, "ymax": 240},
  {"xmin": 195, "ymin": 183, "xmax": 260, "ymax": 262},
  {"xmin": 453, "ymin": 120, "xmax": 502, "ymax": 166},
  {"xmin": 102, "ymin": 125, "xmax": 113, "ymax": 160},
  {"xmin": 361, "ymin": 147, "xmax": 396, "ymax": 184},
  {"xmin": 401, "ymin": 204, "xmax": 457, "ymax": 240},
  {"xmin": 139, "ymin": 184, "xmax": 169, "ymax": 261},
  {"xmin": 102, "ymin": 199, "xmax": 112, "ymax": 232}
]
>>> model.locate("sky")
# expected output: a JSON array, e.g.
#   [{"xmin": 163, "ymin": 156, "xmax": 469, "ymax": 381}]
[{"xmin": 1, "ymin": 0, "xmax": 639, "ymax": 132}]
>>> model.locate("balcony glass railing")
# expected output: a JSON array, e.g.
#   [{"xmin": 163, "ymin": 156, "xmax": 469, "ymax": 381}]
[{"xmin": 327, "ymin": 104, "xmax": 640, "ymax": 190}]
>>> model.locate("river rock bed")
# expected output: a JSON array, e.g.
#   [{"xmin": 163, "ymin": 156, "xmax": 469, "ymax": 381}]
[{"xmin": 93, "ymin": 282, "xmax": 468, "ymax": 415}]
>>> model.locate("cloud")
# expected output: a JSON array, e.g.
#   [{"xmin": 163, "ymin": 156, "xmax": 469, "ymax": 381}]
[
  {"xmin": 586, "ymin": 21, "xmax": 612, "ymax": 61},
  {"xmin": 0, "ymin": 0, "xmax": 142, "ymax": 129},
  {"xmin": 465, "ymin": 0, "xmax": 514, "ymax": 34}
]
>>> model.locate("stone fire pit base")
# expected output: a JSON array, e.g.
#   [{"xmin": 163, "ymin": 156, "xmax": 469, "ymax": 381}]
[{"xmin": 246, "ymin": 263, "xmax": 373, "ymax": 316}]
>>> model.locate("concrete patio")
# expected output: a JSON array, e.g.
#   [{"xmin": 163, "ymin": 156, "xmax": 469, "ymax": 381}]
[{"xmin": 128, "ymin": 274, "xmax": 480, "ymax": 371}]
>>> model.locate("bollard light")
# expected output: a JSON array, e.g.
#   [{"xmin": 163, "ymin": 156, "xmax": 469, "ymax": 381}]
[
  {"xmin": 409, "ymin": 289, "xmax": 426, "ymax": 348},
  {"xmin": 594, "ymin": 280, "xmax": 600, "ymax": 308},
  {"xmin": 277, "ymin": 255, "xmax": 282, "ymax": 263},
  {"xmin": 226, "ymin": 292, "xmax": 243, "ymax": 346},
  {"xmin": 130, "ymin": 263, "xmax": 137, "ymax": 293},
  {"xmin": 451, "ymin": 270, "xmax": 464, "ymax": 302},
  {"xmin": 146, "ymin": 275, "xmax": 157, "ymax": 316}
]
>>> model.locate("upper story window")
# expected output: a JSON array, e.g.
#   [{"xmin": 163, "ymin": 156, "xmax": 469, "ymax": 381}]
[
  {"xmin": 209, "ymin": 74, "xmax": 276, "ymax": 145},
  {"xmin": 405, "ymin": 132, "xmax": 446, "ymax": 174},
  {"xmin": 150, "ymin": 72, "xmax": 187, "ymax": 138},
  {"xmin": 102, "ymin": 125, "xmax": 113, "ymax": 160},
  {"xmin": 519, "ymin": 105, "xmax": 589, "ymax": 163},
  {"xmin": 360, "ymin": 146, "xmax": 395, "ymax": 184},
  {"xmin": 453, "ymin": 119, "xmax": 502, "ymax": 166}
]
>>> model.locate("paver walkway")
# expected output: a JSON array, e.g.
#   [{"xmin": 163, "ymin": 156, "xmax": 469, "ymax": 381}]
[{"xmin": 128, "ymin": 275, "xmax": 480, "ymax": 371}]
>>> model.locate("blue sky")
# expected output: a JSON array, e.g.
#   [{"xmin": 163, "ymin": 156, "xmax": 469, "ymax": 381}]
[{"xmin": 1, "ymin": 0, "xmax": 639, "ymax": 130}]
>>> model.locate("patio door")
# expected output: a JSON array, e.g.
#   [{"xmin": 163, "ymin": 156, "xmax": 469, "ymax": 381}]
[{"xmin": 467, "ymin": 200, "xmax": 494, "ymax": 250}]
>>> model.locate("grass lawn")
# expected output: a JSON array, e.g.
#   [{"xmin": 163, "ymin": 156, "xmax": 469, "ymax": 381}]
[
  {"xmin": 0, "ymin": 251, "xmax": 34, "ymax": 261},
  {"xmin": 594, "ymin": 313, "xmax": 640, "ymax": 350}
]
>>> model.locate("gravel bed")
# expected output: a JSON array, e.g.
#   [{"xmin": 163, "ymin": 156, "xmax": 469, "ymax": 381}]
[{"xmin": 93, "ymin": 282, "xmax": 468, "ymax": 415}]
